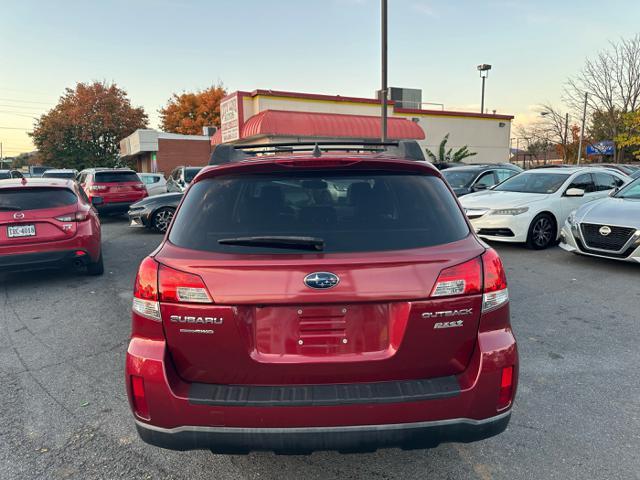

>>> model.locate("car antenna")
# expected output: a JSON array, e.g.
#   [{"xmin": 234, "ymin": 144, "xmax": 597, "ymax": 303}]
[{"xmin": 312, "ymin": 143, "xmax": 322, "ymax": 158}]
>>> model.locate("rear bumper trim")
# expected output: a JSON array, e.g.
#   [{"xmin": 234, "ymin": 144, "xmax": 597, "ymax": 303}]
[
  {"xmin": 135, "ymin": 411, "xmax": 511, "ymax": 453},
  {"xmin": 189, "ymin": 375, "xmax": 460, "ymax": 407}
]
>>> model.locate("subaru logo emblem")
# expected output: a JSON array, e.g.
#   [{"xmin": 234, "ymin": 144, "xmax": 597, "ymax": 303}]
[
  {"xmin": 599, "ymin": 225, "xmax": 611, "ymax": 236},
  {"xmin": 304, "ymin": 272, "xmax": 339, "ymax": 289},
  {"xmin": 13, "ymin": 212, "xmax": 24, "ymax": 220}
]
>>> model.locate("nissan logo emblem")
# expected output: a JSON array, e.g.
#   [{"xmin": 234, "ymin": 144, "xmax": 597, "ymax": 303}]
[
  {"xmin": 599, "ymin": 225, "xmax": 612, "ymax": 236},
  {"xmin": 304, "ymin": 272, "xmax": 340, "ymax": 289},
  {"xmin": 13, "ymin": 212, "xmax": 25, "ymax": 220}
]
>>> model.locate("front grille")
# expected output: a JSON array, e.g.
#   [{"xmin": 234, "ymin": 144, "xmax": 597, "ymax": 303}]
[
  {"xmin": 580, "ymin": 223, "xmax": 636, "ymax": 251},
  {"xmin": 576, "ymin": 239, "xmax": 636, "ymax": 259}
]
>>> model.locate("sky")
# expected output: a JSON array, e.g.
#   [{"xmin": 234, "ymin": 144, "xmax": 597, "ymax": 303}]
[{"xmin": 2, "ymin": 0, "xmax": 640, "ymax": 156}]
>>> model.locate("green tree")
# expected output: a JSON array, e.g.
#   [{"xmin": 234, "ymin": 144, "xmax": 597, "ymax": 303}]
[
  {"xmin": 30, "ymin": 81, "xmax": 148, "ymax": 170},
  {"xmin": 425, "ymin": 134, "xmax": 477, "ymax": 163}
]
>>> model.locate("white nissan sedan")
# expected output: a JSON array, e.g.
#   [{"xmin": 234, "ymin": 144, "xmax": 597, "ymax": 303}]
[{"xmin": 459, "ymin": 167, "xmax": 628, "ymax": 249}]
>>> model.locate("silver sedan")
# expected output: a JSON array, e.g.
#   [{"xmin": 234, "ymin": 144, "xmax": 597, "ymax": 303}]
[{"xmin": 560, "ymin": 177, "xmax": 640, "ymax": 263}]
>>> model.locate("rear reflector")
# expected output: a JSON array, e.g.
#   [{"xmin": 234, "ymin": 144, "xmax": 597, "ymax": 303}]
[
  {"xmin": 497, "ymin": 366, "xmax": 514, "ymax": 410},
  {"xmin": 130, "ymin": 375, "xmax": 150, "ymax": 419},
  {"xmin": 159, "ymin": 265, "xmax": 212, "ymax": 304},
  {"xmin": 431, "ymin": 257, "xmax": 482, "ymax": 297},
  {"xmin": 481, "ymin": 249, "xmax": 509, "ymax": 312}
]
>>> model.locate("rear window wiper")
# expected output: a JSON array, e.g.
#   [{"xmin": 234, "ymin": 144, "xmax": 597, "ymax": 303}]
[
  {"xmin": 0, "ymin": 206, "xmax": 23, "ymax": 211},
  {"xmin": 218, "ymin": 236, "xmax": 325, "ymax": 251}
]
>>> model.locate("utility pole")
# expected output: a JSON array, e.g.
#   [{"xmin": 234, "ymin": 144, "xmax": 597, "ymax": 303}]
[
  {"xmin": 477, "ymin": 64, "xmax": 492, "ymax": 114},
  {"xmin": 563, "ymin": 112, "xmax": 569, "ymax": 163},
  {"xmin": 380, "ymin": 0, "xmax": 388, "ymax": 142},
  {"xmin": 577, "ymin": 92, "xmax": 588, "ymax": 165}
]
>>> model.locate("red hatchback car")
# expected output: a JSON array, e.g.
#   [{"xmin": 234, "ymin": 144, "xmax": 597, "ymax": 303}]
[
  {"xmin": 126, "ymin": 142, "xmax": 518, "ymax": 453},
  {"xmin": 78, "ymin": 168, "xmax": 147, "ymax": 214},
  {"xmin": 0, "ymin": 177, "xmax": 103, "ymax": 275}
]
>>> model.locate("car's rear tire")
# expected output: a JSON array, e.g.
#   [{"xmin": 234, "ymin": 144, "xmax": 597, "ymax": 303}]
[
  {"xmin": 87, "ymin": 252, "xmax": 104, "ymax": 276},
  {"xmin": 526, "ymin": 213, "xmax": 556, "ymax": 250},
  {"xmin": 152, "ymin": 207, "xmax": 175, "ymax": 233}
]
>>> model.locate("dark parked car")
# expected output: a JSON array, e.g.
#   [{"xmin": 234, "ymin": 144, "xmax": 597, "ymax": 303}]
[
  {"xmin": 126, "ymin": 141, "xmax": 518, "ymax": 454},
  {"xmin": 128, "ymin": 192, "xmax": 182, "ymax": 233},
  {"xmin": 442, "ymin": 164, "xmax": 522, "ymax": 196},
  {"xmin": 166, "ymin": 166, "xmax": 203, "ymax": 193}
]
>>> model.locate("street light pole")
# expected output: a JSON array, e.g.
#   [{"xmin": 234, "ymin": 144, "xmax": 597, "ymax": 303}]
[
  {"xmin": 577, "ymin": 92, "xmax": 588, "ymax": 165},
  {"xmin": 477, "ymin": 64, "xmax": 492, "ymax": 114},
  {"xmin": 380, "ymin": 0, "xmax": 388, "ymax": 142}
]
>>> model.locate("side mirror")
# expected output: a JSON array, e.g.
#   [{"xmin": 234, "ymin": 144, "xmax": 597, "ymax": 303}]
[
  {"xmin": 609, "ymin": 187, "xmax": 620, "ymax": 197},
  {"xmin": 473, "ymin": 184, "xmax": 489, "ymax": 191},
  {"xmin": 565, "ymin": 188, "xmax": 585, "ymax": 197}
]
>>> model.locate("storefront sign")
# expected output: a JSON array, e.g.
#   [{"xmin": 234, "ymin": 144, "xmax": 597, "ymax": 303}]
[{"xmin": 220, "ymin": 94, "xmax": 241, "ymax": 143}]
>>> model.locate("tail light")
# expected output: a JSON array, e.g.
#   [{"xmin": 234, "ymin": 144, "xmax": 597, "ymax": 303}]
[
  {"xmin": 481, "ymin": 248, "xmax": 509, "ymax": 312},
  {"xmin": 497, "ymin": 366, "xmax": 514, "ymax": 410},
  {"xmin": 130, "ymin": 375, "xmax": 150, "ymax": 419},
  {"xmin": 133, "ymin": 183, "xmax": 146, "ymax": 191},
  {"xmin": 132, "ymin": 257, "xmax": 161, "ymax": 321},
  {"xmin": 430, "ymin": 257, "xmax": 482, "ymax": 297},
  {"xmin": 90, "ymin": 185, "xmax": 107, "ymax": 191},
  {"xmin": 159, "ymin": 265, "xmax": 212, "ymax": 304},
  {"xmin": 55, "ymin": 211, "xmax": 89, "ymax": 222}
]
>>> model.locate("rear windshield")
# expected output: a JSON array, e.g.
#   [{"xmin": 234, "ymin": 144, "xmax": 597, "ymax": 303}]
[
  {"xmin": 0, "ymin": 188, "xmax": 77, "ymax": 211},
  {"xmin": 94, "ymin": 171, "xmax": 140, "ymax": 183},
  {"xmin": 43, "ymin": 171, "xmax": 75, "ymax": 179},
  {"xmin": 185, "ymin": 168, "xmax": 202, "ymax": 183},
  {"xmin": 169, "ymin": 172, "xmax": 470, "ymax": 254}
]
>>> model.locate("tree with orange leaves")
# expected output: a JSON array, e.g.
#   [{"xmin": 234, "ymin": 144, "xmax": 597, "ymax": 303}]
[
  {"xmin": 30, "ymin": 81, "xmax": 148, "ymax": 170},
  {"xmin": 159, "ymin": 84, "xmax": 227, "ymax": 135}
]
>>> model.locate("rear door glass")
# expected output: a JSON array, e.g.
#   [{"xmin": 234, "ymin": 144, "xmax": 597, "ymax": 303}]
[
  {"xmin": 94, "ymin": 171, "xmax": 140, "ymax": 183},
  {"xmin": 0, "ymin": 188, "xmax": 77, "ymax": 211},
  {"xmin": 169, "ymin": 172, "xmax": 470, "ymax": 254}
]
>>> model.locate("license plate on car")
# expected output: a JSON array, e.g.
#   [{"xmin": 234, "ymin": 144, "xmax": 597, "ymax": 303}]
[{"xmin": 7, "ymin": 224, "xmax": 36, "ymax": 238}]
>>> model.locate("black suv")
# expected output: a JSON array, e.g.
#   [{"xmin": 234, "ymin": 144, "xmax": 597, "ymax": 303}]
[
  {"xmin": 166, "ymin": 166, "xmax": 204, "ymax": 193},
  {"xmin": 441, "ymin": 164, "xmax": 522, "ymax": 197}
]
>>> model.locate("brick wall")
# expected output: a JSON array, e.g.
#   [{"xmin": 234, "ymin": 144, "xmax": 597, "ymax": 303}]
[{"xmin": 156, "ymin": 138, "xmax": 212, "ymax": 176}]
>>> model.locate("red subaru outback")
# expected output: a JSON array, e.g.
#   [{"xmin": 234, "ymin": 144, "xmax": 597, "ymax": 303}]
[
  {"xmin": 126, "ymin": 142, "xmax": 518, "ymax": 453},
  {"xmin": 0, "ymin": 177, "xmax": 103, "ymax": 275},
  {"xmin": 78, "ymin": 168, "xmax": 147, "ymax": 214}
]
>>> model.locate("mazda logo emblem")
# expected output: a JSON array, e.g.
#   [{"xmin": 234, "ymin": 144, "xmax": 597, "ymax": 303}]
[
  {"xmin": 304, "ymin": 272, "xmax": 339, "ymax": 289},
  {"xmin": 13, "ymin": 212, "xmax": 25, "ymax": 220},
  {"xmin": 599, "ymin": 225, "xmax": 612, "ymax": 236}
]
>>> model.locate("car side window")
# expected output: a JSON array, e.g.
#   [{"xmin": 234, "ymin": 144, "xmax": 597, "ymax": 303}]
[
  {"xmin": 567, "ymin": 173, "xmax": 595, "ymax": 193},
  {"xmin": 475, "ymin": 171, "xmax": 497, "ymax": 188},
  {"xmin": 496, "ymin": 169, "xmax": 517, "ymax": 182},
  {"xmin": 593, "ymin": 173, "xmax": 619, "ymax": 191},
  {"xmin": 12, "ymin": 171, "xmax": 24, "ymax": 178},
  {"xmin": 78, "ymin": 173, "xmax": 87, "ymax": 184}
]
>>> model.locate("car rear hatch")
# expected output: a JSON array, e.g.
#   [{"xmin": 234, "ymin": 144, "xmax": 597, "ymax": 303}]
[
  {"xmin": 0, "ymin": 187, "xmax": 80, "ymax": 248},
  {"xmin": 93, "ymin": 171, "xmax": 146, "ymax": 204},
  {"xmin": 153, "ymin": 164, "xmax": 485, "ymax": 385}
]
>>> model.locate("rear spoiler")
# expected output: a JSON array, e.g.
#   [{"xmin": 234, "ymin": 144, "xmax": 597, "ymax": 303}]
[{"xmin": 209, "ymin": 140, "xmax": 425, "ymax": 166}]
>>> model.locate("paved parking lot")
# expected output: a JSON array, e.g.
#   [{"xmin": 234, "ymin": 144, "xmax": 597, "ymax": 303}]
[{"xmin": 1, "ymin": 217, "xmax": 638, "ymax": 480}]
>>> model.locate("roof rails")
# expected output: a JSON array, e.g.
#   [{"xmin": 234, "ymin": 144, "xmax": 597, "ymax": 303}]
[{"xmin": 209, "ymin": 140, "xmax": 425, "ymax": 165}]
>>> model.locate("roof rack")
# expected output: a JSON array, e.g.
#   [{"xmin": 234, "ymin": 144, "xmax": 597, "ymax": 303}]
[{"xmin": 208, "ymin": 140, "xmax": 425, "ymax": 165}]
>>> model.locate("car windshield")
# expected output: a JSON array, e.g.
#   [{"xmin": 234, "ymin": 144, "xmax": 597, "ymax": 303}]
[
  {"xmin": 43, "ymin": 171, "xmax": 75, "ymax": 179},
  {"xmin": 0, "ymin": 187, "xmax": 77, "ymax": 211},
  {"xmin": 615, "ymin": 178, "xmax": 640, "ymax": 199},
  {"xmin": 94, "ymin": 171, "xmax": 140, "ymax": 183},
  {"xmin": 184, "ymin": 167, "xmax": 202, "ymax": 183},
  {"xmin": 169, "ymin": 171, "xmax": 470, "ymax": 254},
  {"xmin": 493, "ymin": 172, "xmax": 570, "ymax": 194},
  {"xmin": 442, "ymin": 170, "xmax": 477, "ymax": 189}
]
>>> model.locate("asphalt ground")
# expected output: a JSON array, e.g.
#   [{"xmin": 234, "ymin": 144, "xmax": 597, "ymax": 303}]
[{"xmin": 1, "ymin": 217, "xmax": 638, "ymax": 479}]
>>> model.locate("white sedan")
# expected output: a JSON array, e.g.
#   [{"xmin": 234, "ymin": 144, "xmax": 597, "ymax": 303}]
[{"xmin": 459, "ymin": 167, "xmax": 628, "ymax": 249}]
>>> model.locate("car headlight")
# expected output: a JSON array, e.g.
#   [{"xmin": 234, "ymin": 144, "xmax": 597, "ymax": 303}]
[{"xmin": 491, "ymin": 207, "xmax": 529, "ymax": 216}]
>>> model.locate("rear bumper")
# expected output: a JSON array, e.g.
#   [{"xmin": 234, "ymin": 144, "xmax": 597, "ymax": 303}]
[
  {"xmin": 135, "ymin": 410, "xmax": 511, "ymax": 453},
  {"xmin": 93, "ymin": 201, "xmax": 138, "ymax": 213},
  {"xmin": 0, "ymin": 249, "xmax": 92, "ymax": 272},
  {"xmin": 126, "ymin": 314, "xmax": 518, "ymax": 453}
]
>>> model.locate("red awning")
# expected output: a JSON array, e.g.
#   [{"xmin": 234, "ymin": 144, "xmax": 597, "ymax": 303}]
[{"xmin": 212, "ymin": 109, "xmax": 425, "ymax": 145}]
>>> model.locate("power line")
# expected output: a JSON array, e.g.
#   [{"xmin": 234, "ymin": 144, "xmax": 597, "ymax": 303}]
[
  {"xmin": 0, "ymin": 111, "xmax": 38, "ymax": 119},
  {"xmin": 0, "ymin": 126, "xmax": 29, "ymax": 130},
  {"xmin": 0, "ymin": 97, "xmax": 53, "ymax": 105}
]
